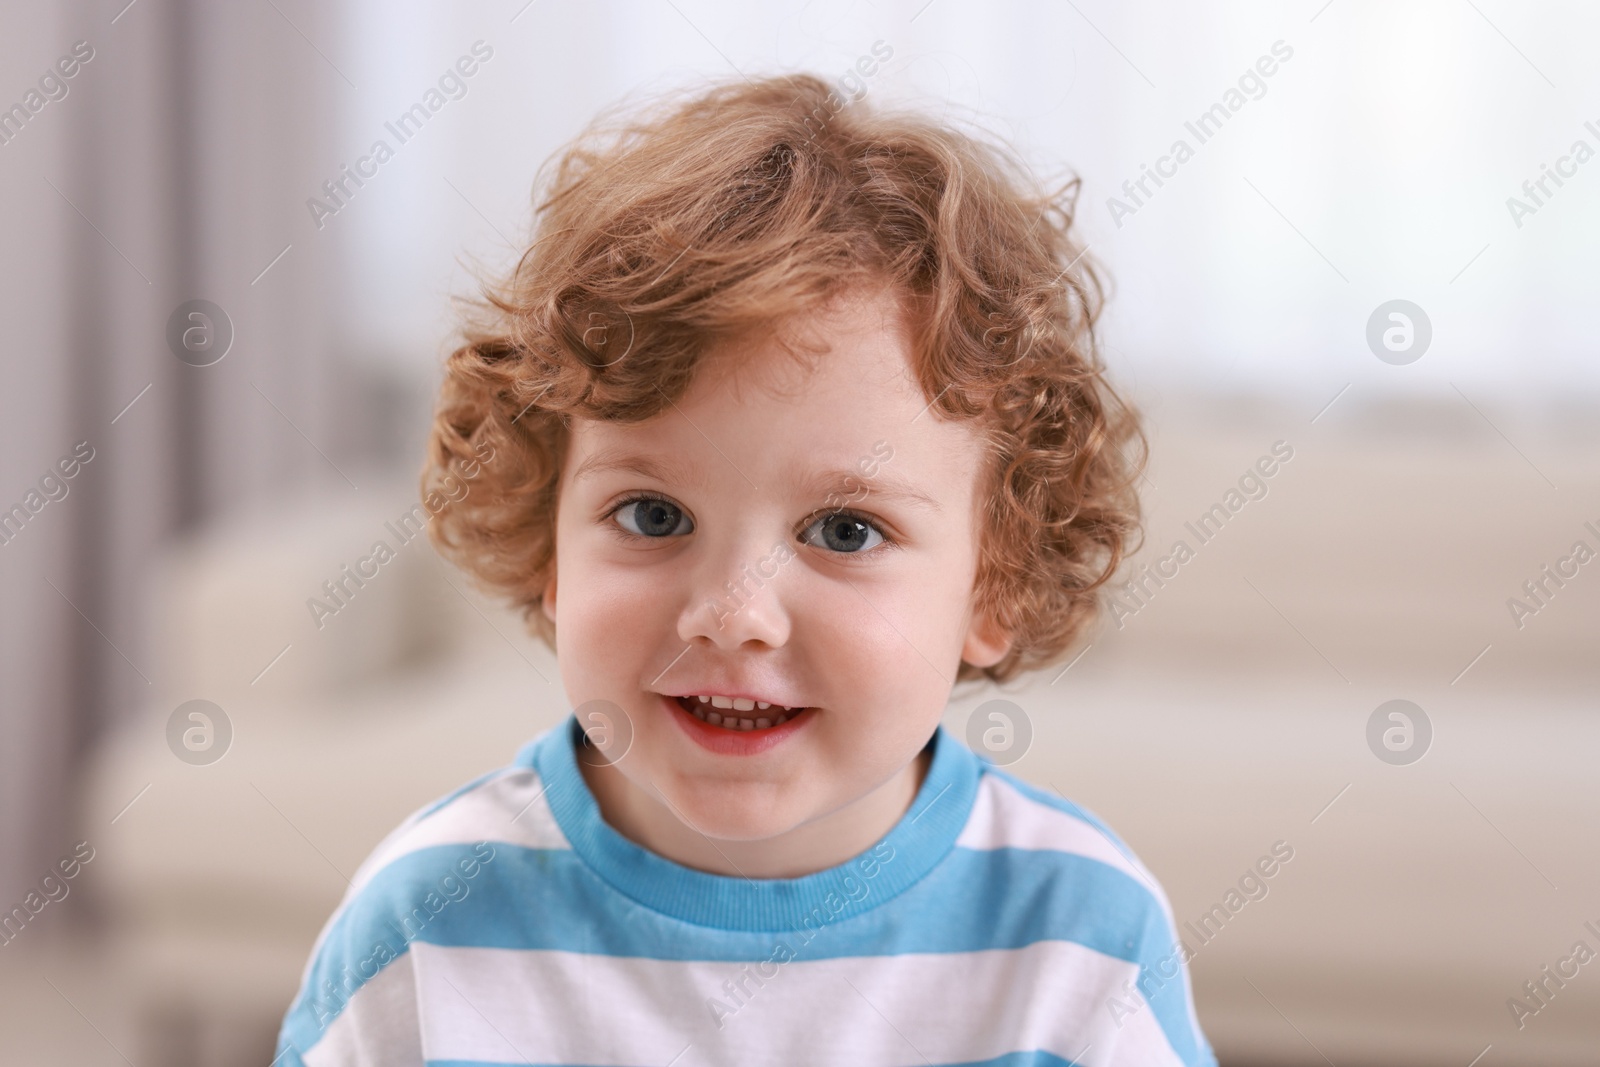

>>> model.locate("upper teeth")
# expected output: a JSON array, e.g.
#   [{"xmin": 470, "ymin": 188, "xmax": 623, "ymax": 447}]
[
  {"xmin": 699, "ymin": 694, "xmax": 799, "ymax": 713},
  {"xmin": 686, "ymin": 693, "xmax": 805, "ymax": 729}
]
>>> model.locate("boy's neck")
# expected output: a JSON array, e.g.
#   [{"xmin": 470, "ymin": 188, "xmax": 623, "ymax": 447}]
[{"xmin": 577, "ymin": 744, "xmax": 933, "ymax": 880}]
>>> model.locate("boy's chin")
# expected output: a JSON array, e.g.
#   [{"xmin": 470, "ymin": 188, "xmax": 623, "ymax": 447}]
[{"xmin": 662, "ymin": 779, "xmax": 819, "ymax": 845}]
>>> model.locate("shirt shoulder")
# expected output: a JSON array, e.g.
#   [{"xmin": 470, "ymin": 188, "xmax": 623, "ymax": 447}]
[
  {"xmin": 957, "ymin": 763, "xmax": 1172, "ymax": 912},
  {"xmin": 949, "ymin": 765, "xmax": 1219, "ymax": 1067},
  {"xmin": 274, "ymin": 733, "xmax": 570, "ymax": 1066}
]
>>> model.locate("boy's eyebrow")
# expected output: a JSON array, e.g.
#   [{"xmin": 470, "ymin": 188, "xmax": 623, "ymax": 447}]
[
  {"xmin": 798, "ymin": 468, "xmax": 943, "ymax": 514},
  {"xmin": 573, "ymin": 450, "xmax": 708, "ymax": 492},
  {"xmin": 573, "ymin": 449, "xmax": 943, "ymax": 514}
]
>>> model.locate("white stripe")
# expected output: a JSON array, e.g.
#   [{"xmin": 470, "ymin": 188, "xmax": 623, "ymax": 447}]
[
  {"xmin": 958, "ymin": 774, "xmax": 1174, "ymax": 922},
  {"xmin": 412, "ymin": 941, "xmax": 1186, "ymax": 1066},
  {"xmin": 302, "ymin": 951, "xmax": 423, "ymax": 1067},
  {"xmin": 347, "ymin": 768, "xmax": 569, "ymax": 894}
]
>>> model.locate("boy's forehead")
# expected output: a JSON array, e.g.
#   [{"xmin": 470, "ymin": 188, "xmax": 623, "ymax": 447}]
[
  {"xmin": 567, "ymin": 381, "xmax": 984, "ymax": 506},
  {"xmin": 564, "ymin": 288, "xmax": 990, "ymax": 500},
  {"xmin": 699, "ymin": 291, "xmax": 920, "ymax": 404}
]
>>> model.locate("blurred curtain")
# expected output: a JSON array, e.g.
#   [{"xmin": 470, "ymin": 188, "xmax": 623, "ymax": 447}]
[{"xmin": 0, "ymin": 0, "xmax": 342, "ymax": 898}]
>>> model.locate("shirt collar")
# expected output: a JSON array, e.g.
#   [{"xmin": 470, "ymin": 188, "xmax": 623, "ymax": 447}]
[{"xmin": 519, "ymin": 712, "xmax": 979, "ymax": 931}]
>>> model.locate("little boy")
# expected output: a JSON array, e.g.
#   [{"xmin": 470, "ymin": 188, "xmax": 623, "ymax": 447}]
[{"xmin": 276, "ymin": 73, "xmax": 1217, "ymax": 1066}]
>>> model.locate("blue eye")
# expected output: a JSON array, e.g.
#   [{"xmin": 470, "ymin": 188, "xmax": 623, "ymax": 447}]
[
  {"xmin": 612, "ymin": 495, "xmax": 693, "ymax": 538},
  {"xmin": 800, "ymin": 510, "xmax": 887, "ymax": 554}
]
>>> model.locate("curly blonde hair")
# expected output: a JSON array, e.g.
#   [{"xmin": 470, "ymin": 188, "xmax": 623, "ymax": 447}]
[{"xmin": 423, "ymin": 72, "xmax": 1145, "ymax": 686}]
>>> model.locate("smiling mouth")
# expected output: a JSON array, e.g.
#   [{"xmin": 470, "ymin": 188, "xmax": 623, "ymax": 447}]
[{"xmin": 673, "ymin": 695, "xmax": 813, "ymax": 731}]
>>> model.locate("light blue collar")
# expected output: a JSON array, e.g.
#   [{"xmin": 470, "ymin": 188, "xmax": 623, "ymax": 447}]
[{"xmin": 518, "ymin": 712, "xmax": 979, "ymax": 931}]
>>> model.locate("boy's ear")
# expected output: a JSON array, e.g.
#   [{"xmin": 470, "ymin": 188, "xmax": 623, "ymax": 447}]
[
  {"xmin": 540, "ymin": 573, "xmax": 557, "ymax": 626},
  {"xmin": 961, "ymin": 608, "xmax": 1011, "ymax": 669}
]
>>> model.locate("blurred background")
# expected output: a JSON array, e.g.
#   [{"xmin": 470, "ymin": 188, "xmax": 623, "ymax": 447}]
[{"xmin": 2, "ymin": 0, "xmax": 1597, "ymax": 1064}]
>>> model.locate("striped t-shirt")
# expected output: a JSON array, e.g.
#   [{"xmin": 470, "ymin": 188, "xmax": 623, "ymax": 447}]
[{"xmin": 275, "ymin": 714, "xmax": 1217, "ymax": 1066}]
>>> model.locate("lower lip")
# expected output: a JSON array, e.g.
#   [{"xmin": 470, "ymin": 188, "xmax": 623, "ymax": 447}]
[{"xmin": 662, "ymin": 694, "xmax": 815, "ymax": 756}]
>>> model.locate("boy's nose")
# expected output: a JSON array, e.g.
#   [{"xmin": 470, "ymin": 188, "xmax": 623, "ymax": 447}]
[{"xmin": 677, "ymin": 539, "xmax": 794, "ymax": 651}]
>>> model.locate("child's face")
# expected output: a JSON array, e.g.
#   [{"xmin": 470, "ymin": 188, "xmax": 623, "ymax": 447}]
[{"xmin": 542, "ymin": 286, "xmax": 1010, "ymax": 847}]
